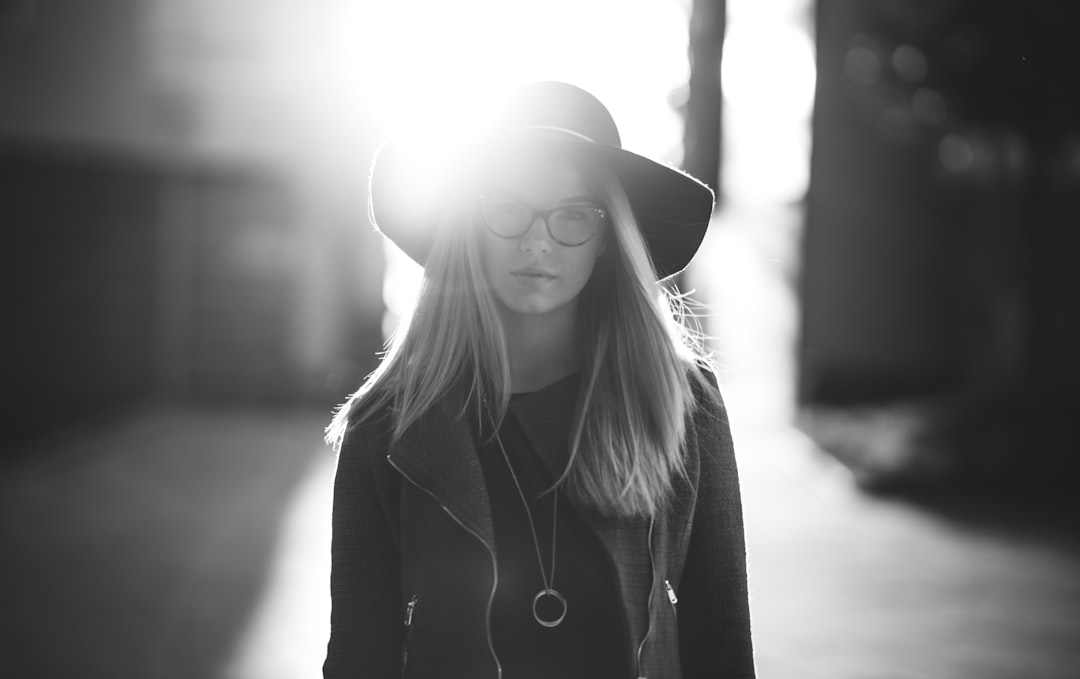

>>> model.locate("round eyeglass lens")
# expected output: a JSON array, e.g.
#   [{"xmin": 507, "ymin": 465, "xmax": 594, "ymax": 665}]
[
  {"xmin": 549, "ymin": 206, "xmax": 600, "ymax": 245},
  {"xmin": 483, "ymin": 197, "xmax": 531, "ymax": 237}
]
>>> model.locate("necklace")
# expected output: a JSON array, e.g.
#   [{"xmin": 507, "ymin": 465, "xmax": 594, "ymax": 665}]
[{"xmin": 486, "ymin": 405, "xmax": 567, "ymax": 628}]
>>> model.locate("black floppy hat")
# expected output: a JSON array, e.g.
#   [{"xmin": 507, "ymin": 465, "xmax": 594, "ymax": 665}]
[{"xmin": 367, "ymin": 81, "xmax": 715, "ymax": 281}]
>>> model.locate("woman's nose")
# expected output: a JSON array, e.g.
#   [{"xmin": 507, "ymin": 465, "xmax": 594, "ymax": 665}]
[{"xmin": 520, "ymin": 216, "xmax": 553, "ymax": 254}]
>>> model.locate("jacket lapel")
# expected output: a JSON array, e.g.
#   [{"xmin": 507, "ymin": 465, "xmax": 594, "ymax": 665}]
[
  {"xmin": 384, "ymin": 373, "xmax": 581, "ymax": 550},
  {"xmin": 384, "ymin": 370, "xmax": 649, "ymax": 571},
  {"xmin": 386, "ymin": 381, "xmax": 495, "ymax": 549}
]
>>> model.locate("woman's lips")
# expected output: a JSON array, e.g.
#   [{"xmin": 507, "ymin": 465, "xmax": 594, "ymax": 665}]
[
  {"xmin": 511, "ymin": 267, "xmax": 556, "ymax": 281},
  {"xmin": 511, "ymin": 271, "xmax": 555, "ymax": 282}
]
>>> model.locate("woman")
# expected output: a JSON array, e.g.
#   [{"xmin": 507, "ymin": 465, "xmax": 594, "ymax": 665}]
[{"xmin": 324, "ymin": 81, "xmax": 754, "ymax": 679}]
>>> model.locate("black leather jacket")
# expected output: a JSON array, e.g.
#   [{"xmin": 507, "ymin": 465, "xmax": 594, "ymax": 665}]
[{"xmin": 323, "ymin": 369, "xmax": 755, "ymax": 679}]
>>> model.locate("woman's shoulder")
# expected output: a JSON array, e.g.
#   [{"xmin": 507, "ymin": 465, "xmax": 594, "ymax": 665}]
[
  {"xmin": 681, "ymin": 363, "xmax": 736, "ymax": 485},
  {"xmin": 686, "ymin": 361, "xmax": 726, "ymax": 413},
  {"xmin": 347, "ymin": 400, "xmax": 395, "ymax": 440},
  {"xmin": 688, "ymin": 360, "xmax": 719, "ymax": 389},
  {"xmin": 333, "ymin": 391, "xmax": 396, "ymax": 460}
]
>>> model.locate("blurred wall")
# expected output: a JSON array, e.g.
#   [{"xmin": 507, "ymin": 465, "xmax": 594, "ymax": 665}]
[
  {"xmin": 3, "ymin": 141, "xmax": 161, "ymax": 442},
  {"xmin": 0, "ymin": 0, "xmax": 169, "ymax": 148},
  {"xmin": 1, "ymin": 0, "xmax": 386, "ymax": 447}
]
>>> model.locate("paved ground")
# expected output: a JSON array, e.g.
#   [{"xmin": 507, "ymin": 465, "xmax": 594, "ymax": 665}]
[
  {"xmin": 697, "ymin": 206, "xmax": 1080, "ymax": 679},
  {"xmin": 3, "ymin": 211, "xmax": 1079, "ymax": 678},
  {"xmin": 0, "ymin": 406, "xmax": 332, "ymax": 679}
]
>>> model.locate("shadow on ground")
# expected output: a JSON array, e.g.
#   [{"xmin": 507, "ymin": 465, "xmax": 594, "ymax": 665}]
[{"xmin": 0, "ymin": 405, "xmax": 330, "ymax": 679}]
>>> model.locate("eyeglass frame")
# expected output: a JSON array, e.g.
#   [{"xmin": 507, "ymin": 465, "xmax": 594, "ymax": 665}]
[{"xmin": 478, "ymin": 193, "xmax": 608, "ymax": 247}]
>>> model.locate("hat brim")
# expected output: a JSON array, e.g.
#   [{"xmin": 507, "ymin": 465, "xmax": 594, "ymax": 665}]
[{"xmin": 368, "ymin": 131, "xmax": 715, "ymax": 281}]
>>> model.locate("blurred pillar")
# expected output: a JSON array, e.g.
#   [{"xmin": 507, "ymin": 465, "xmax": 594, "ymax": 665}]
[
  {"xmin": 683, "ymin": 0, "xmax": 725, "ymax": 199},
  {"xmin": 1018, "ymin": 3, "xmax": 1080, "ymax": 481}
]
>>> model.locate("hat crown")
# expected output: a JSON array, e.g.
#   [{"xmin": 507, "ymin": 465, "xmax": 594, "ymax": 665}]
[{"xmin": 493, "ymin": 81, "xmax": 622, "ymax": 149}]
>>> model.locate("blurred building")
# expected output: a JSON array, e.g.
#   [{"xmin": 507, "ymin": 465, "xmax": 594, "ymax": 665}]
[{"xmin": 2, "ymin": 0, "xmax": 386, "ymax": 446}]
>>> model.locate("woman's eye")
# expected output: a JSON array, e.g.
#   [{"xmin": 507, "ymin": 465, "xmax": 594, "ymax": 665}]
[
  {"xmin": 494, "ymin": 201, "xmax": 525, "ymax": 215},
  {"xmin": 559, "ymin": 208, "xmax": 591, "ymax": 222}
]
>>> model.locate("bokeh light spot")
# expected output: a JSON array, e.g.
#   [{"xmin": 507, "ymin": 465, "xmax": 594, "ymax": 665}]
[
  {"xmin": 892, "ymin": 44, "xmax": 928, "ymax": 83},
  {"xmin": 844, "ymin": 46, "xmax": 882, "ymax": 87},
  {"xmin": 939, "ymin": 133, "xmax": 974, "ymax": 173}
]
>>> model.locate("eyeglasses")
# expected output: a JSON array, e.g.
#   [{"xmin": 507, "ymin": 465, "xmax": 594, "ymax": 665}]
[{"xmin": 479, "ymin": 194, "xmax": 607, "ymax": 247}]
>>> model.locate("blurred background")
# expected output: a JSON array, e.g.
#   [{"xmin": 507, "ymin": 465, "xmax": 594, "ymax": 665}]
[{"xmin": 3, "ymin": 0, "xmax": 1080, "ymax": 677}]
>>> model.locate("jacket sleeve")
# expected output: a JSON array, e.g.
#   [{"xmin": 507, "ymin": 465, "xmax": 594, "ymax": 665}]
[
  {"xmin": 323, "ymin": 422, "xmax": 403, "ymax": 679},
  {"xmin": 677, "ymin": 375, "xmax": 756, "ymax": 678}
]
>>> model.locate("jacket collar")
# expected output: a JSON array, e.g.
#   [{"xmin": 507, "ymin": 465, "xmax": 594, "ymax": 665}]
[{"xmin": 385, "ymin": 372, "xmax": 582, "ymax": 546}]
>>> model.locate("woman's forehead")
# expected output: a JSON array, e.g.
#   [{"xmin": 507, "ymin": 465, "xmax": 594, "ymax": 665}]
[{"xmin": 482, "ymin": 146, "xmax": 593, "ymax": 201}]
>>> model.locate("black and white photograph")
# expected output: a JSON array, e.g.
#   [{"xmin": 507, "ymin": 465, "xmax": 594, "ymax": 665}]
[{"xmin": 2, "ymin": 1, "xmax": 1079, "ymax": 678}]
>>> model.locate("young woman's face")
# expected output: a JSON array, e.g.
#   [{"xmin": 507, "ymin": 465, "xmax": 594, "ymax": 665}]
[{"xmin": 476, "ymin": 150, "xmax": 607, "ymax": 318}]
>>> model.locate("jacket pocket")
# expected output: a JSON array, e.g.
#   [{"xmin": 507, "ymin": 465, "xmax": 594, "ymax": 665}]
[{"xmin": 402, "ymin": 594, "xmax": 418, "ymax": 678}]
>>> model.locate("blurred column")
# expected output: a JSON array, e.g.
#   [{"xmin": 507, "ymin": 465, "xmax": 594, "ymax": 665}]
[
  {"xmin": 683, "ymin": 0, "xmax": 725, "ymax": 198},
  {"xmin": 690, "ymin": 0, "xmax": 814, "ymax": 422}
]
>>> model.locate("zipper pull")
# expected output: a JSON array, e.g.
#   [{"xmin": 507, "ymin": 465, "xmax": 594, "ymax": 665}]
[
  {"xmin": 405, "ymin": 595, "xmax": 418, "ymax": 627},
  {"xmin": 664, "ymin": 579, "xmax": 677, "ymax": 605}
]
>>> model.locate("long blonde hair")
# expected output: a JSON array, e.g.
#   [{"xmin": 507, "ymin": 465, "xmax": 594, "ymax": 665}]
[{"xmin": 326, "ymin": 155, "xmax": 718, "ymax": 518}]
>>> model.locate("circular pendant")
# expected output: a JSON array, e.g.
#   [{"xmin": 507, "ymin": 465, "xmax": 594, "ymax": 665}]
[{"xmin": 532, "ymin": 588, "xmax": 567, "ymax": 628}]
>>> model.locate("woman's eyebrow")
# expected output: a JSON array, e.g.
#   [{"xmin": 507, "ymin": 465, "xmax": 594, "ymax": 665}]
[
  {"xmin": 488, "ymin": 188, "xmax": 524, "ymax": 200},
  {"xmin": 557, "ymin": 194, "xmax": 599, "ymax": 205}
]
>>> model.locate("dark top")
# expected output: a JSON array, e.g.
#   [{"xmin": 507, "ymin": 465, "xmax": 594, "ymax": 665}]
[{"xmin": 466, "ymin": 373, "xmax": 630, "ymax": 679}]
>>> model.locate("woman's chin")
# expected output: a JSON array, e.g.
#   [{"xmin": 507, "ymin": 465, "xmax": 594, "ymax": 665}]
[{"xmin": 497, "ymin": 293, "xmax": 567, "ymax": 316}]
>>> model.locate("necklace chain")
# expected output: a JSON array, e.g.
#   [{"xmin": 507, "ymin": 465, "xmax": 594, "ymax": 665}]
[{"xmin": 484, "ymin": 403, "xmax": 558, "ymax": 593}]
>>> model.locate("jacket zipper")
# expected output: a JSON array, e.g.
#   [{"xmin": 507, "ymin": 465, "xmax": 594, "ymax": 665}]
[
  {"xmin": 387, "ymin": 455, "xmax": 504, "ymax": 679},
  {"xmin": 402, "ymin": 595, "xmax": 417, "ymax": 677},
  {"xmin": 405, "ymin": 595, "xmax": 418, "ymax": 627},
  {"xmin": 635, "ymin": 515, "xmax": 657, "ymax": 678},
  {"xmin": 664, "ymin": 579, "xmax": 677, "ymax": 607}
]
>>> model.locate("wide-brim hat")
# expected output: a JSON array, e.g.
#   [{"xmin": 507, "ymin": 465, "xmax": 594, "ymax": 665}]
[{"xmin": 367, "ymin": 81, "xmax": 715, "ymax": 281}]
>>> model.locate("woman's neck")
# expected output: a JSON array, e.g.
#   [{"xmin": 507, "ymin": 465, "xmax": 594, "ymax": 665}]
[{"xmin": 498, "ymin": 302, "xmax": 580, "ymax": 394}]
